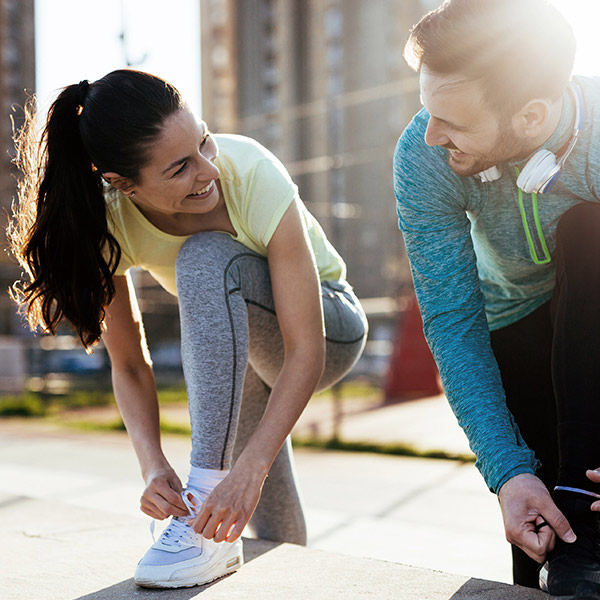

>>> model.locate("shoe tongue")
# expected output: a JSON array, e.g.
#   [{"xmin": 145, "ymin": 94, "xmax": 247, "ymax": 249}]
[{"xmin": 152, "ymin": 517, "xmax": 199, "ymax": 552}]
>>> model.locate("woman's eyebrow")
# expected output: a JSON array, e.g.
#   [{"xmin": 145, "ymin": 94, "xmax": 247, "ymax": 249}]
[
  {"xmin": 161, "ymin": 124, "xmax": 207, "ymax": 175},
  {"xmin": 162, "ymin": 156, "xmax": 188, "ymax": 175}
]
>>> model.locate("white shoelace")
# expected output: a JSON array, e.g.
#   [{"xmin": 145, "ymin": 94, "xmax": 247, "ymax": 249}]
[{"xmin": 150, "ymin": 489, "xmax": 203, "ymax": 547}]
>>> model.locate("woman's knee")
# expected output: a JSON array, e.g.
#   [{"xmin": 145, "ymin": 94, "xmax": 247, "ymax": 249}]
[
  {"xmin": 177, "ymin": 232, "xmax": 238, "ymax": 271},
  {"xmin": 176, "ymin": 232, "xmax": 246, "ymax": 295}
]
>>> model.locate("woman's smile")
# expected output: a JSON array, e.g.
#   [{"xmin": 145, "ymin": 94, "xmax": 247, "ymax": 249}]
[{"xmin": 186, "ymin": 180, "xmax": 215, "ymax": 199}]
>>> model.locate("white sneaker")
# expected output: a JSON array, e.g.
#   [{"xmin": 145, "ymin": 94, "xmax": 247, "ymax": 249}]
[
  {"xmin": 134, "ymin": 489, "xmax": 243, "ymax": 588},
  {"xmin": 539, "ymin": 560, "xmax": 549, "ymax": 592}
]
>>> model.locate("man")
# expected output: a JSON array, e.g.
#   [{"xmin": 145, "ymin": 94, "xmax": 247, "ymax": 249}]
[{"xmin": 394, "ymin": 0, "xmax": 600, "ymax": 596}]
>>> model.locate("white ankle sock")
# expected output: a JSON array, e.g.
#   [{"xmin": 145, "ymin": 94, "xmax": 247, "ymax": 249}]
[{"xmin": 186, "ymin": 465, "xmax": 230, "ymax": 502}]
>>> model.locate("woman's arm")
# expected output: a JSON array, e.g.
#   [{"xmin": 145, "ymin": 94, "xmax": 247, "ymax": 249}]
[
  {"xmin": 103, "ymin": 274, "xmax": 188, "ymax": 519},
  {"xmin": 193, "ymin": 199, "xmax": 326, "ymax": 542}
]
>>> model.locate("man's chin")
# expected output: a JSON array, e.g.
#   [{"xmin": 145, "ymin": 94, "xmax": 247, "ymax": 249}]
[{"xmin": 447, "ymin": 155, "xmax": 494, "ymax": 178}]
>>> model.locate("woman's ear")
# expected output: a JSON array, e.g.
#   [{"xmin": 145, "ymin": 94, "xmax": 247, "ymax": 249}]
[{"xmin": 103, "ymin": 172, "xmax": 135, "ymax": 196}]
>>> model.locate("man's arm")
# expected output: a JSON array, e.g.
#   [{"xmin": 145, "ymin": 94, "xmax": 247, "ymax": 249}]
[
  {"xmin": 393, "ymin": 115, "xmax": 538, "ymax": 492},
  {"xmin": 393, "ymin": 115, "xmax": 577, "ymax": 561}
]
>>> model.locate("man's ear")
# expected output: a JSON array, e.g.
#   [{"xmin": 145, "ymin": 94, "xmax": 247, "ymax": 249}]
[
  {"xmin": 513, "ymin": 99, "xmax": 550, "ymax": 138},
  {"xmin": 103, "ymin": 172, "xmax": 135, "ymax": 195}
]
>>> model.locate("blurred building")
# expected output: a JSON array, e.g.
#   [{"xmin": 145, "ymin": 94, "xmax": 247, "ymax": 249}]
[
  {"xmin": 200, "ymin": 0, "xmax": 432, "ymax": 300},
  {"xmin": 0, "ymin": 0, "xmax": 35, "ymax": 335}
]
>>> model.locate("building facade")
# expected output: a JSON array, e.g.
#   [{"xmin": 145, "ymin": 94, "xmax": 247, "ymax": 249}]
[
  {"xmin": 200, "ymin": 0, "xmax": 430, "ymax": 300},
  {"xmin": 0, "ymin": 0, "xmax": 35, "ymax": 334}
]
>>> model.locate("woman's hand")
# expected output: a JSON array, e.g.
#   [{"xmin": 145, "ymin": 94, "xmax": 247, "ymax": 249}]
[
  {"xmin": 191, "ymin": 464, "xmax": 266, "ymax": 543},
  {"xmin": 140, "ymin": 466, "xmax": 189, "ymax": 520}
]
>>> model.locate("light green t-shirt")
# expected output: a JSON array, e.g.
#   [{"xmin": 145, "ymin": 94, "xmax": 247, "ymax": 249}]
[{"xmin": 106, "ymin": 134, "xmax": 346, "ymax": 296}]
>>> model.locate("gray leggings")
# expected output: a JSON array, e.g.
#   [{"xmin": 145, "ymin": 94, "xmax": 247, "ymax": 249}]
[{"xmin": 176, "ymin": 232, "xmax": 367, "ymax": 544}]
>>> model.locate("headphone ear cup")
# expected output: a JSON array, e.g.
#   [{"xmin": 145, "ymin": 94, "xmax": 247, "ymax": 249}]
[{"xmin": 517, "ymin": 150, "xmax": 559, "ymax": 193}]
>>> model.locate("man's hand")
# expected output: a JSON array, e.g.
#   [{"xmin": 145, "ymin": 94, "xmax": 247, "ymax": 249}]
[
  {"xmin": 498, "ymin": 473, "xmax": 576, "ymax": 562},
  {"xmin": 586, "ymin": 469, "xmax": 600, "ymax": 511}
]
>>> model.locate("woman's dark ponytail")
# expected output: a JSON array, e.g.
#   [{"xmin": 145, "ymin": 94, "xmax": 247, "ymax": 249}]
[{"xmin": 8, "ymin": 69, "xmax": 182, "ymax": 349}]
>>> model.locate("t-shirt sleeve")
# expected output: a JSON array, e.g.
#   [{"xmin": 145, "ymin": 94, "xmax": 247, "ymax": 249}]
[
  {"xmin": 242, "ymin": 157, "xmax": 298, "ymax": 247},
  {"xmin": 394, "ymin": 112, "xmax": 539, "ymax": 493}
]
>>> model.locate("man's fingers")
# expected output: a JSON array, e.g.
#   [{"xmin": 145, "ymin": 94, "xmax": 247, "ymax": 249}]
[
  {"xmin": 586, "ymin": 469, "xmax": 600, "ymax": 484},
  {"xmin": 543, "ymin": 505, "xmax": 576, "ymax": 543},
  {"xmin": 519, "ymin": 529, "xmax": 549, "ymax": 563}
]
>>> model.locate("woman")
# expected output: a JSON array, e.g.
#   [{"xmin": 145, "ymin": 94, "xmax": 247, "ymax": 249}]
[{"xmin": 8, "ymin": 69, "xmax": 367, "ymax": 589}]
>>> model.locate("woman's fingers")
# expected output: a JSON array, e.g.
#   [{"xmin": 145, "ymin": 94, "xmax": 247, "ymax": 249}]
[
  {"xmin": 201, "ymin": 511, "xmax": 225, "ymax": 540},
  {"xmin": 152, "ymin": 479, "xmax": 187, "ymax": 514},
  {"xmin": 224, "ymin": 520, "xmax": 245, "ymax": 543},
  {"xmin": 141, "ymin": 473, "xmax": 189, "ymax": 518}
]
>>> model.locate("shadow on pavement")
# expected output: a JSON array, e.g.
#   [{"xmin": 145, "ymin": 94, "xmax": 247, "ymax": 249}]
[
  {"xmin": 0, "ymin": 494, "xmax": 30, "ymax": 510},
  {"xmin": 73, "ymin": 538, "xmax": 282, "ymax": 600},
  {"xmin": 74, "ymin": 577, "xmax": 224, "ymax": 600},
  {"xmin": 242, "ymin": 537, "xmax": 282, "ymax": 563},
  {"xmin": 449, "ymin": 578, "xmax": 544, "ymax": 599}
]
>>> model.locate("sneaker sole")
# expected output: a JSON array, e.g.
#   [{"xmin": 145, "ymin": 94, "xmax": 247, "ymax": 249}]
[{"xmin": 134, "ymin": 542, "xmax": 243, "ymax": 589}]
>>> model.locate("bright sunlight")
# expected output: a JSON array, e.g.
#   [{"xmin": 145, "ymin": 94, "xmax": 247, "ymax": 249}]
[{"xmin": 549, "ymin": 0, "xmax": 600, "ymax": 75}]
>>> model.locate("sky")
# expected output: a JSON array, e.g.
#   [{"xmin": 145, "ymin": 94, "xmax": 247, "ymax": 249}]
[
  {"xmin": 35, "ymin": 0, "xmax": 201, "ymax": 116},
  {"xmin": 549, "ymin": 0, "xmax": 600, "ymax": 76},
  {"xmin": 34, "ymin": 0, "xmax": 600, "ymax": 120}
]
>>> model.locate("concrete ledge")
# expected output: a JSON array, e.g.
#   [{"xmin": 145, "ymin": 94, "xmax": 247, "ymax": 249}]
[{"xmin": 2, "ymin": 493, "xmax": 545, "ymax": 600}]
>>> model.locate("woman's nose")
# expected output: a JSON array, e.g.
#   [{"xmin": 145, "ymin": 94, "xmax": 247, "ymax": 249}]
[{"xmin": 197, "ymin": 153, "xmax": 220, "ymax": 180}]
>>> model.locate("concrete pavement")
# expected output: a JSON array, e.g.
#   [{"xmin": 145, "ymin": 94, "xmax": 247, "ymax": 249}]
[
  {"xmin": 292, "ymin": 391, "xmax": 474, "ymax": 458},
  {"xmin": 0, "ymin": 412, "xmax": 543, "ymax": 599},
  {"xmin": 2, "ymin": 491, "xmax": 544, "ymax": 600}
]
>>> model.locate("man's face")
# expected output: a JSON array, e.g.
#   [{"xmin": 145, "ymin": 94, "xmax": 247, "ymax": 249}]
[{"xmin": 419, "ymin": 67, "xmax": 528, "ymax": 177}]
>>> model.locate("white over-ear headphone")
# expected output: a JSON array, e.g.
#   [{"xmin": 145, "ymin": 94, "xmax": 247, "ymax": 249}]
[{"xmin": 477, "ymin": 80, "xmax": 584, "ymax": 193}]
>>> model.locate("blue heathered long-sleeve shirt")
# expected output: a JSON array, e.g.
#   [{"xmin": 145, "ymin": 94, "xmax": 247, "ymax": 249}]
[{"xmin": 394, "ymin": 75, "xmax": 600, "ymax": 493}]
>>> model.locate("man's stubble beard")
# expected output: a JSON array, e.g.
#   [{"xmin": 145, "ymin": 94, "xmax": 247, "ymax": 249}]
[{"xmin": 446, "ymin": 119, "xmax": 528, "ymax": 178}]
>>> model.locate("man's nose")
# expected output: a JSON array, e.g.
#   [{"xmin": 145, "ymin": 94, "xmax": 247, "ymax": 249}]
[{"xmin": 424, "ymin": 117, "xmax": 450, "ymax": 147}]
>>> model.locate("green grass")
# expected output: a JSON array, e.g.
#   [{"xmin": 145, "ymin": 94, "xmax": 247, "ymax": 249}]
[
  {"xmin": 59, "ymin": 416, "xmax": 473, "ymax": 463},
  {"xmin": 0, "ymin": 379, "xmax": 382, "ymax": 418},
  {"xmin": 291, "ymin": 436, "xmax": 475, "ymax": 463},
  {"xmin": 63, "ymin": 416, "xmax": 191, "ymax": 437},
  {"xmin": 0, "ymin": 385, "xmax": 188, "ymax": 419},
  {"xmin": 0, "ymin": 393, "xmax": 47, "ymax": 417},
  {"xmin": 313, "ymin": 380, "xmax": 382, "ymax": 403},
  {"xmin": 0, "ymin": 381, "xmax": 470, "ymax": 464}
]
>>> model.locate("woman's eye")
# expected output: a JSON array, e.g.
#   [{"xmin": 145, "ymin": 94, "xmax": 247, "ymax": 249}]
[{"xmin": 173, "ymin": 163, "xmax": 187, "ymax": 177}]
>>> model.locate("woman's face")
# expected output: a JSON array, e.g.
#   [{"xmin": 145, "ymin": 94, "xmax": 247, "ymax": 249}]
[{"xmin": 129, "ymin": 107, "xmax": 221, "ymax": 218}]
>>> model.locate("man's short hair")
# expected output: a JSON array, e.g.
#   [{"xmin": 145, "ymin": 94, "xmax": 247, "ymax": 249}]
[{"xmin": 404, "ymin": 0, "xmax": 576, "ymax": 115}]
